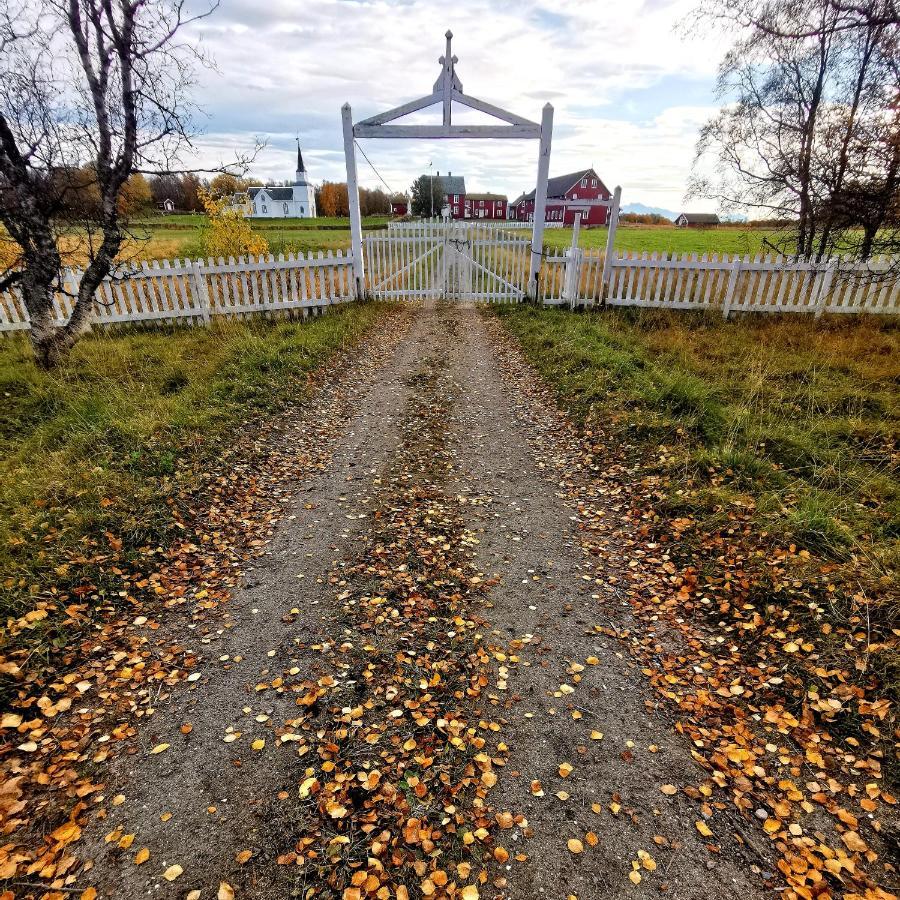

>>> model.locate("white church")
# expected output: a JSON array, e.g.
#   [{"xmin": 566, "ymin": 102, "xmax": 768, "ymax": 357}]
[{"xmin": 248, "ymin": 144, "xmax": 317, "ymax": 218}]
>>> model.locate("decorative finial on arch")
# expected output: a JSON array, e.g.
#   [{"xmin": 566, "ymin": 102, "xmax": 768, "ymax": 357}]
[{"xmin": 437, "ymin": 31, "xmax": 461, "ymax": 94}]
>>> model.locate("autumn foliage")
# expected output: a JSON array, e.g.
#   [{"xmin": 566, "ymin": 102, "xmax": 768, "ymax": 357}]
[{"xmin": 198, "ymin": 187, "xmax": 269, "ymax": 260}]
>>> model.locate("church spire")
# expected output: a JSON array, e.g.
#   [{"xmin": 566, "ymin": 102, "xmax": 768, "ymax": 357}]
[{"xmin": 296, "ymin": 139, "xmax": 305, "ymax": 177}]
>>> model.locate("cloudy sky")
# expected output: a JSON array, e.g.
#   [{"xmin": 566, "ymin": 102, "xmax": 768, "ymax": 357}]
[{"xmin": 185, "ymin": 0, "xmax": 732, "ymax": 213}]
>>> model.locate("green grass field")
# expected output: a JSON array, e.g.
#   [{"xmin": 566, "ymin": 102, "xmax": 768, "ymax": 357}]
[
  {"xmin": 124, "ymin": 214, "xmax": 389, "ymax": 262},
  {"xmin": 121, "ymin": 215, "xmax": 781, "ymax": 263},
  {"xmin": 541, "ymin": 225, "xmax": 781, "ymax": 256},
  {"xmin": 496, "ymin": 305, "xmax": 899, "ymax": 573},
  {"xmin": 0, "ymin": 304, "xmax": 389, "ymax": 685},
  {"xmin": 131, "ymin": 214, "xmax": 390, "ymax": 230}
]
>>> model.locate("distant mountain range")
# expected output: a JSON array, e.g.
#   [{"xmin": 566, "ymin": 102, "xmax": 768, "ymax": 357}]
[
  {"xmin": 620, "ymin": 202, "xmax": 680, "ymax": 221},
  {"xmin": 620, "ymin": 202, "xmax": 747, "ymax": 223}
]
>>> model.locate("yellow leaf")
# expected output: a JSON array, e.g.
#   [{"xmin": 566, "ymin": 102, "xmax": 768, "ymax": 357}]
[
  {"xmin": 567, "ymin": 839, "xmax": 584, "ymax": 854},
  {"xmin": 461, "ymin": 887, "xmax": 479, "ymax": 900},
  {"xmin": 559, "ymin": 762, "xmax": 573, "ymax": 778},
  {"xmin": 218, "ymin": 882, "xmax": 235, "ymax": 900},
  {"xmin": 51, "ymin": 821, "xmax": 82, "ymax": 844},
  {"xmin": 660, "ymin": 784, "xmax": 678, "ymax": 795},
  {"xmin": 150, "ymin": 743, "xmax": 169, "ymax": 755},
  {"xmin": 842, "ymin": 831, "xmax": 868, "ymax": 853},
  {"xmin": 251, "ymin": 739, "xmax": 265, "ymax": 751},
  {"xmin": 629, "ymin": 871, "xmax": 641, "ymax": 885},
  {"xmin": 134, "ymin": 847, "xmax": 150, "ymax": 865},
  {"xmin": 696, "ymin": 820, "xmax": 713, "ymax": 837},
  {"xmin": 163, "ymin": 864, "xmax": 183, "ymax": 881}
]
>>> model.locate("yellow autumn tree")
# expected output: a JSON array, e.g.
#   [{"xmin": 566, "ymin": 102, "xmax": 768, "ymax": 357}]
[{"xmin": 198, "ymin": 187, "xmax": 269, "ymax": 259}]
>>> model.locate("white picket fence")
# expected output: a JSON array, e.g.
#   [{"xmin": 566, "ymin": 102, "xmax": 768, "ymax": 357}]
[
  {"xmin": 0, "ymin": 250, "xmax": 355, "ymax": 334},
  {"xmin": 540, "ymin": 250, "xmax": 899, "ymax": 316},
  {"xmin": 2, "ymin": 242, "xmax": 897, "ymax": 335}
]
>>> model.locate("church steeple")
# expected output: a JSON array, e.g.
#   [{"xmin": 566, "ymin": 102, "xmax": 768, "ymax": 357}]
[{"xmin": 296, "ymin": 140, "xmax": 306, "ymax": 182}]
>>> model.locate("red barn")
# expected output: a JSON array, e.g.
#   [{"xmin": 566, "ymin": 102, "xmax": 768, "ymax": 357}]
[
  {"xmin": 464, "ymin": 193, "xmax": 507, "ymax": 220},
  {"xmin": 509, "ymin": 168, "xmax": 611, "ymax": 226},
  {"xmin": 391, "ymin": 198, "xmax": 409, "ymax": 217}
]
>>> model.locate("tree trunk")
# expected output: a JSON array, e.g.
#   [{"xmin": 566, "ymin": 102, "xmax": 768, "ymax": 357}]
[{"xmin": 22, "ymin": 273, "xmax": 68, "ymax": 369}]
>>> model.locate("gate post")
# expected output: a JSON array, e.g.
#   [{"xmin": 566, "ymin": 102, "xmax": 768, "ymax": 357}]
[
  {"xmin": 342, "ymin": 103, "xmax": 366, "ymax": 299},
  {"xmin": 528, "ymin": 103, "xmax": 554, "ymax": 300},
  {"xmin": 600, "ymin": 185, "xmax": 621, "ymax": 304},
  {"xmin": 564, "ymin": 213, "xmax": 582, "ymax": 309}
]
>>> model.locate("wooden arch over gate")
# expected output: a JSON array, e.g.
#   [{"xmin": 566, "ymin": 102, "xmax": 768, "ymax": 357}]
[{"xmin": 341, "ymin": 31, "xmax": 553, "ymax": 300}]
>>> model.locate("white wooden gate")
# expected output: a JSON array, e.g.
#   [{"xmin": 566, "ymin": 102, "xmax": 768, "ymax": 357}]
[
  {"xmin": 364, "ymin": 219, "xmax": 530, "ymax": 302},
  {"xmin": 364, "ymin": 220, "xmax": 445, "ymax": 300}
]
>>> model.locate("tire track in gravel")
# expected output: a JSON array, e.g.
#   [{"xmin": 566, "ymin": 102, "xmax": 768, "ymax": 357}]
[
  {"xmin": 79, "ymin": 307, "xmax": 427, "ymax": 898},
  {"xmin": 440, "ymin": 306, "xmax": 769, "ymax": 900}
]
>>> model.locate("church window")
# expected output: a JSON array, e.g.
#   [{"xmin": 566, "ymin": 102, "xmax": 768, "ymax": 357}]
[
  {"xmin": 300, "ymin": 206, "xmax": 305, "ymax": 215},
  {"xmin": 283, "ymin": 202, "xmax": 289, "ymax": 215},
  {"xmin": 262, "ymin": 204, "xmax": 267, "ymax": 213}
]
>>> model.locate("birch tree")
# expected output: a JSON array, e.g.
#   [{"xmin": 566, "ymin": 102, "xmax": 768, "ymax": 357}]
[
  {"xmin": 0, "ymin": 0, "xmax": 255, "ymax": 367},
  {"xmin": 690, "ymin": 0, "xmax": 899, "ymax": 263}
]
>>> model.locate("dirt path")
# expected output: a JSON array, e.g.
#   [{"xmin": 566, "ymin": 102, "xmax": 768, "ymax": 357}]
[{"xmin": 80, "ymin": 305, "xmax": 769, "ymax": 900}]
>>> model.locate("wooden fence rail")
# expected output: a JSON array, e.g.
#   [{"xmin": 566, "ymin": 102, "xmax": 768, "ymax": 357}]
[
  {"xmin": 0, "ymin": 250, "xmax": 355, "ymax": 334},
  {"xmin": 541, "ymin": 250, "xmax": 899, "ymax": 316}
]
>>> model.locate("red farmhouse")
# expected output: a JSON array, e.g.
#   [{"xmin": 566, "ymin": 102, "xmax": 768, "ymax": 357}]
[
  {"xmin": 418, "ymin": 173, "xmax": 507, "ymax": 220},
  {"xmin": 390, "ymin": 198, "xmax": 409, "ymax": 217},
  {"xmin": 510, "ymin": 168, "xmax": 611, "ymax": 226},
  {"xmin": 464, "ymin": 192, "xmax": 507, "ymax": 220}
]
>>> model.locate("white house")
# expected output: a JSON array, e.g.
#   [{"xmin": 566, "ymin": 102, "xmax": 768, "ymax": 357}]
[{"xmin": 249, "ymin": 144, "xmax": 317, "ymax": 219}]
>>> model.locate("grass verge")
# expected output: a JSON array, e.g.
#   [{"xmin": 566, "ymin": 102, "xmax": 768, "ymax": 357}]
[
  {"xmin": 0, "ymin": 303, "xmax": 388, "ymax": 693},
  {"xmin": 495, "ymin": 304, "xmax": 899, "ymax": 773}
]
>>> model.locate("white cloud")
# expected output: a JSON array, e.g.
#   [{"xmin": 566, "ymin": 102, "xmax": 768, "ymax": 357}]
[{"xmin": 182, "ymin": 0, "xmax": 729, "ymax": 211}]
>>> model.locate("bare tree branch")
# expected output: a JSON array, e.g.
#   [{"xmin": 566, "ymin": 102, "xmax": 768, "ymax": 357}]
[{"xmin": 0, "ymin": 0, "xmax": 260, "ymax": 367}]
